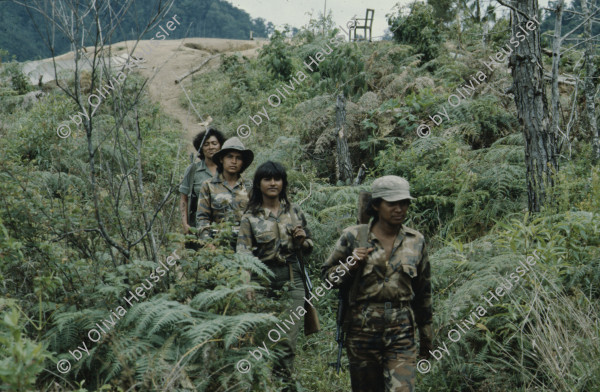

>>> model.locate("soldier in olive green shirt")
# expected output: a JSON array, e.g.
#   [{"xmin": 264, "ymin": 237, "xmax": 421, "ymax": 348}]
[{"xmin": 179, "ymin": 128, "xmax": 225, "ymax": 232}]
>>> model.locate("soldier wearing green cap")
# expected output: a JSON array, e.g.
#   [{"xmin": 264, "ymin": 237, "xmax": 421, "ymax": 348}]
[
  {"xmin": 321, "ymin": 175, "xmax": 433, "ymax": 392},
  {"xmin": 196, "ymin": 137, "xmax": 254, "ymax": 241}
]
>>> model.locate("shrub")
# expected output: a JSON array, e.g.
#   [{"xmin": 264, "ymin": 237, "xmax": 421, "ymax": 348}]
[
  {"xmin": 259, "ymin": 30, "xmax": 294, "ymax": 80},
  {"xmin": 6, "ymin": 63, "xmax": 31, "ymax": 95},
  {"xmin": 388, "ymin": 3, "xmax": 442, "ymax": 62}
]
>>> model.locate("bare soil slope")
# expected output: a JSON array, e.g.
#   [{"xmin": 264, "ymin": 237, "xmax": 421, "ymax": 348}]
[
  {"xmin": 131, "ymin": 38, "xmax": 266, "ymax": 148},
  {"xmin": 23, "ymin": 38, "xmax": 266, "ymax": 150}
]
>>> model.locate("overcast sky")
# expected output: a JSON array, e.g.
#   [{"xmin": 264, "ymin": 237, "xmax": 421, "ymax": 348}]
[
  {"xmin": 225, "ymin": 0, "xmax": 551, "ymax": 39},
  {"xmin": 225, "ymin": 0, "xmax": 412, "ymax": 39}
]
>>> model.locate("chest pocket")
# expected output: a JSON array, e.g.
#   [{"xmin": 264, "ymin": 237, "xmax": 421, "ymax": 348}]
[
  {"xmin": 397, "ymin": 254, "xmax": 419, "ymax": 279},
  {"xmin": 255, "ymin": 231, "xmax": 277, "ymax": 244},
  {"xmin": 212, "ymin": 194, "xmax": 233, "ymax": 211},
  {"xmin": 361, "ymin": 249, "xmax": 387, "ymax": 279},
  {"xmin": 254, "ymin": 227, "xmax": 278, "ymax": 261}
]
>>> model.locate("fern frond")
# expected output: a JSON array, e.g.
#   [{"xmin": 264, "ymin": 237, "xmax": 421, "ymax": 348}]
[{"xmin": 190, "ymin": 284, "xmax": 264, "ymax": 310}]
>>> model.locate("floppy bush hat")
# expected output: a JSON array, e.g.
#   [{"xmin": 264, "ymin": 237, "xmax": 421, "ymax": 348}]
[
  {"xmin": 371, "ymin": 175, "xmax": 415, "ymax": 201},
  {"xmin": 212, "ymin": 137, "xmax": 254, "ymax": 173}
]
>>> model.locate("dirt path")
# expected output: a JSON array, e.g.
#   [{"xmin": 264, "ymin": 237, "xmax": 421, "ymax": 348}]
[
  {"xmin": 131, "ymin": 38, "xmax": 266, "ymax": 151},
  {"xmin": 24, "ymin": 37, "xmax": 266, "ymax": 153}
]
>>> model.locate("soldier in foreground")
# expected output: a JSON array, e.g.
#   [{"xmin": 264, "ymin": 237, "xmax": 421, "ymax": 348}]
[
  {"xmin": 196, "ymin": 137, "xmax": 253, "ymax": 243},
  {"xmin": 321, "ymin": 176, "xmax": 432, "ymax": 392},
  {"xmin": 236, "ymin": 161, "xmax": 314, "ymax": 392}
]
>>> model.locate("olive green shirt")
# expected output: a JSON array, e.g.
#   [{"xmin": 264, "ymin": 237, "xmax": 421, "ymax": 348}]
[{"xmin": 179, "ymin": 160, "xmax": 215, "ymax": 227}]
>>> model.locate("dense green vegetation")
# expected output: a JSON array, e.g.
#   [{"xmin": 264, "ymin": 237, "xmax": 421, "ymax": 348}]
[
  {"xmin": 0, "ymin": 0, "xmax": 273, "ymax": 62},
  {"xmin": 1, "ymin": 2, "xmax": 600, "ymax": 391}
]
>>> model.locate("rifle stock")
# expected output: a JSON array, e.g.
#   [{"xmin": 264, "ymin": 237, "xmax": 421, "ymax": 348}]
[
  {"xmin": 297, "ymin": 250, "xmax": 320, "ymax": 336},
  {"xmin": 335, "ymin": 290, "xmax": 347, "ymax": 374}
]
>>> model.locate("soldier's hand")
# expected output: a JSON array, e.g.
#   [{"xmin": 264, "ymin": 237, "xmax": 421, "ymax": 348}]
[
  {"xmin": 206, "ymin": 243, "xmax": 217, "ymax": 250},
  {"xmin": 350, "ymin": 247, "xmax": 374, "ymax": 269},
  {"xmin": 292, "ymin": 226, "xmax": 306, "ymax": 243},
  {"xmin": 245, "ymin": 288, "xmax": 255, "ymax": 300}
]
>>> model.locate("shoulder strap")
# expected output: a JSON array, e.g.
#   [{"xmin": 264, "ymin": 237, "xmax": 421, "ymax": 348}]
[
  {"xmin": 344, "ymin": 224, "xmax": 370, "ymax": 309},
  {"xmin": 289, "ymin": 204, "xmax": 299, "ymax": 226},
  {"xmin": 357, "ymin": 224, "xmax": 369, "ymax": 248}
]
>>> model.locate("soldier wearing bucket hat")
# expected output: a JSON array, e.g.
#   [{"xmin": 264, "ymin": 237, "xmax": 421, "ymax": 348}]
[
  {"xmin": 196, "ymin": 137, "xmax": 254, "ymax": 241},
  {"xmin": 321, "ymin": 175, "xmax": 432, "ymax": 392}
]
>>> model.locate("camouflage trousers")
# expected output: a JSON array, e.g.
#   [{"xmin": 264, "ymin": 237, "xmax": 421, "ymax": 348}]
[
  {"xmin": 346, "ymin": 302, "xmax": 417, "ymax": 392},
  {"xmin": 255, "ymin": 261, "xmax": 305, "ymax": 384}
]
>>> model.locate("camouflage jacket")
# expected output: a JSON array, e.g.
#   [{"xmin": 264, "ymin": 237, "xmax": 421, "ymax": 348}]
[
  {"xmin": 321, "ymin": 222, "xmax": 432, "ymax": 345},
  {"xmin": 195, "ymin": 173, "xmax": 251, "ymax": 239},
  {"xmin": 179, "ymin": 160, "xmax": 215, "ymax": 227},
  {"xmin": 236, "ymin": 203, "xmax": 314, "ymax": 264}
]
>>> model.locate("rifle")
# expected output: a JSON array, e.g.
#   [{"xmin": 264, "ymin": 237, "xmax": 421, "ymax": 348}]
[
  {"xmin": 335, "ymin": 190, "xmax": 372, "ymax": 373},
  {"xmin": 297, "ymin": 246, "xmax": 320, "ymax": 335},
  {"xmin": 290, "ymin": 212, "xmax": 320, "ymax": 336},
  {"xmin": 335, "ymin": 289, "xmax": 347, "ymax": 374}
]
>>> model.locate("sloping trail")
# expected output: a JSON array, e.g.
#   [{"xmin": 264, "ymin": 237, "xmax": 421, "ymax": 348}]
[
  {"xmin": 131, "ymin": 38, "xmax": 266, "ymax": 153},
  {"xmin": 24, "ymin": 37, "xmax": 266, "ymax": 153}
]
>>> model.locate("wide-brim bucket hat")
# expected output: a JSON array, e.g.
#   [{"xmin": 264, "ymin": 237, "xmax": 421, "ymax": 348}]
[{"xmin": 212, "ymin": 136, "xmax": 254, "ymax": 173}]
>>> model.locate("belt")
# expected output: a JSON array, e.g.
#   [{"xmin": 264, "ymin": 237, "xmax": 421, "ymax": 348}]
[
  {"xmin": 263, "ymin": 255, "xmax": 297, "ymax": 266},
  {"xmin": 358, "ymin": 301, "xmax": 412, "ymax": 309}
]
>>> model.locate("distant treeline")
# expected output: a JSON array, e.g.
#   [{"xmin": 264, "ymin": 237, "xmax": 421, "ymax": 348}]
[{"xmin": 0, "ymin": 0, "xmax": 273, "ymax": 62}]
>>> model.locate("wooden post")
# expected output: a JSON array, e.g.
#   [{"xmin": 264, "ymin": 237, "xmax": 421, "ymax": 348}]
[
  {"xmin": 353, "ymin": 163, "xmax": 367, "ymax": 186},
  {"xmin": 357, "ymin": 190, "xmax": 372, "ymax": 224},
  {"xmin": 335, "ymin": 93, "xmax": 353, "ymax": 183}
]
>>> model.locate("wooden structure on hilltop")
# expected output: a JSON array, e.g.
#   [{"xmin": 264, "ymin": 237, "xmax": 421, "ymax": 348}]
[{"xmin": 350, "ymin": 9, "xmax": 374, "ymax": 42}]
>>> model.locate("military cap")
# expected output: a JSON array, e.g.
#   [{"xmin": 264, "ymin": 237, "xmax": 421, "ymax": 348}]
[{"xmin": 372, "ymin": 175, "xmax": 415, "ymax": 201}]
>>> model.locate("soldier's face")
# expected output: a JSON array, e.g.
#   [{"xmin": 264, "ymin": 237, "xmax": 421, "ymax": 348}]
[
  {"xmin": 260, "ymin": 176, "xmax": 283, "ymax": 199},
  {"xmin": 202, "ymin": 136, "xmax": 220, "ymax": 160},
  {"xmin": 221, "ymin": 151, "xmax": 244, "ymax": 175},
  {"xmin": 375, "ymin": 199, "xmax": 410, "ymax": 225}
]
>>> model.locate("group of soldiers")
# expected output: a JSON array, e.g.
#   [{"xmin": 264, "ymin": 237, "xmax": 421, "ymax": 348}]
[{"xmin": 179, "ymin": 127, "xmax": 433, "ymax": 392}]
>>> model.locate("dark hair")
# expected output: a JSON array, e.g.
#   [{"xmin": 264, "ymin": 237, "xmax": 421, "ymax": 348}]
[
  {"xmin": 365, "ymin": 197, "xmax": 383, "ymax": 223},
  {"xmin": 193, "ymin": 128, "xmax": 226, "ymax": 160},
  {"xmin": 247, "ymin": 161, "xmax": 291, "ymax": 215},
  {"xmin": 215, "ymin": 150, "xmax": 245, "ymax": 174},
  {"xmin": 365, "ymin": 197, "xmax": 411, "ymax": 223}
]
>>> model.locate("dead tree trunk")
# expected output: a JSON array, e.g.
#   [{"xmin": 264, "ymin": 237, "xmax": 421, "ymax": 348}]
[
  {"xmin": 581, "ymin": 0, "xmax": 599, "ymax": 160},
  {"xmin": 550, "ymin": 0, "xmax": 564, "ymax": 148},
  {"xmin": 353, "ymin": 163, "xmax": 367, "ymax": 185},
  {"xmin": 335, "ymin": 93, "xmax": 353, "ymax": 183},
  {"xmin": 508, "ymin": 0, "xmax": 558, "ymax": 213}
]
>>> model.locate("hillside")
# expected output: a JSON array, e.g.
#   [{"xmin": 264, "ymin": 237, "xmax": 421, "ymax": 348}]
[
  {"xmin": 0, "ymin": 0, "xmax": 273, "ymax": 62},
  {"xmin": 1, "ymin": 2, "xmax": 599, "ymax": 392}
]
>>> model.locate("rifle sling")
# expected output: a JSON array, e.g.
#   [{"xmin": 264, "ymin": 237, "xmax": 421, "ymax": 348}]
[{"xmin": 341, "ymin": 223, "xmax": 370, "ymax": 325}]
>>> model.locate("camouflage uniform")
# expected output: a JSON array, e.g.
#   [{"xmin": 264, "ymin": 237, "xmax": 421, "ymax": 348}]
[
  {"xmin": 236, "ymin": 203, "xmax": 313, "ymax": 384},
  {"xmin": 321, "ymin": 222, "xmax": 432, "ymax": 392},
  {"xmin": 179, "ymin": 159, "xmax": 214, "ymax": 228},
  {"xmin": 195, "ymin": 173, "xmax": 251, "ymax": 240}
]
